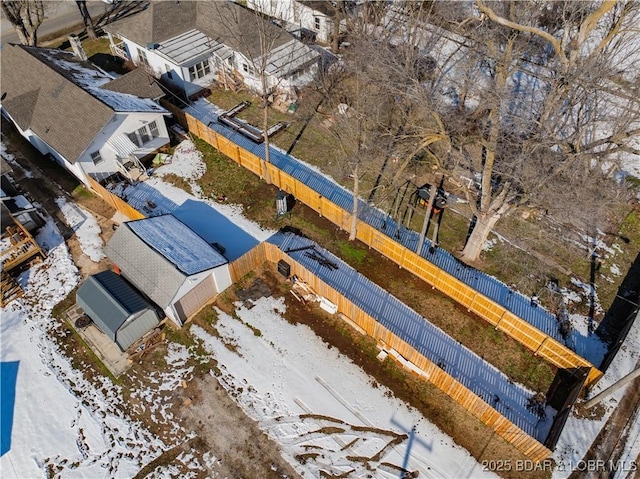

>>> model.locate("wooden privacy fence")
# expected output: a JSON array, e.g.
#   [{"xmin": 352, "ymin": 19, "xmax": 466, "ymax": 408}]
[
  {"xmin": 182, "ymin": 111, "xmax": 603, "ymax": 386},
  {"xmin": 229, "ymin": 242, "xmax": 553, "ymax": 462},
  {"xmin": 88, "ymin": 177, "xmax": 145, "ymax": 220}
]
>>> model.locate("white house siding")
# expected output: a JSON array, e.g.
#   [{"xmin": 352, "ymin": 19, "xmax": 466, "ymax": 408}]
[
  {"xmin": 119, "ymin": 37, "xmax": 217, "ymax": 98},
  {"xmin": 164, "ymin": 265, "xmax": 232, "ymax": 325},
  {"xmin": 1, "ymin": 109, "xmax": 91, "ymax": 186},
  {"xmin": 79, "ymin": 111, "xmax": 169, "ymax": 182},
  {"xmin": 247, "ymin": 0, "xmax": 338, "ymax": 44},
  {"xmin": 212, "ymin": 266, "xmax": 232, "ymax": 294},
  {"xmin": 247, "ymin": 0, "xmax": 296, "ymax": 23}
]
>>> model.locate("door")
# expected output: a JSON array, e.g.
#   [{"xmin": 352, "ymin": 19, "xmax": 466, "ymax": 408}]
[{"xmin": 174, "ymin": 275, "xmax": 216, "ymax": 323}]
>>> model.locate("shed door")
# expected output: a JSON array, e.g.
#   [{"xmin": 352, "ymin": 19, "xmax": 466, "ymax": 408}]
[{"xmin": 175, "ymin": 275, "xmax": 216, "ymax": 322}]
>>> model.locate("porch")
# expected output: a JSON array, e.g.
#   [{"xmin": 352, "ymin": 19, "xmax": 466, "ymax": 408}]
[{"xmin": 109, "ymin": 41, "xmax": 129, "ymax": 61}]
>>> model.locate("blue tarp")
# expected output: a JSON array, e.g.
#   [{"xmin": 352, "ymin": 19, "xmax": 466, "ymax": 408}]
[{"xmin": 1, "ymin": 361, "xmax": 19, "ymax": 456}]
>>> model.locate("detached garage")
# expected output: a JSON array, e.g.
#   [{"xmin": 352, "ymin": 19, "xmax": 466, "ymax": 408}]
[
  {"xmin": 105, "ymin": 214, "xmax": 232, "ymax": 326},
  {"xmin": 77, "ymin": 270, "xmax": 160, "ymax": 351}
]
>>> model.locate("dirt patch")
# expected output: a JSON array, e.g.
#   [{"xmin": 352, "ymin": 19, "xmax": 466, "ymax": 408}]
[{"xmin": 181, "ymin": 374, "xmax": 301, "ymax": 479}]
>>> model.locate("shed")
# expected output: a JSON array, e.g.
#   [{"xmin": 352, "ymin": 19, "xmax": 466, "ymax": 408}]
[
  {"xmin": 76, "ymin": 270, "xmax": 160, "ymax": 351},
  {"xmin": 104, "ymin": 214, "xmax": 232, "ymax": 325}
]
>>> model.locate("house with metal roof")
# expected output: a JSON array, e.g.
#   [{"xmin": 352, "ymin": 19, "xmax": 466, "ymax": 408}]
[
  {"xmin": 103, "ymin": 1, "xmax": 320, "ymax": 99},
  {"xmin": 104, "ymin": 214, "xmax": 232, "ymax": 325},
  {"xmin": 76, "ymin": 270, "xmax": 160, "ymax": 351},
  {"xmin": 0, "ymin": 44, "xmax": 170, "ymax": 186}
]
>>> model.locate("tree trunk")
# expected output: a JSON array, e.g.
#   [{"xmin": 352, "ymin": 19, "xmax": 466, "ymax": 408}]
[
  {"xmin": 349, "ymin": 161, "xmax": 359, "ymax": 241},
  {"xmin": 261, "ymin": 74, "xmax": 272, "ymax": 185},
  {"xmin": 76, "ymin": 1, "xmax": 97, "ymax": 40},
  {"xmin": 460, "ymin": 211, "xmax": 503, "ymax": 262},
  {"xmin": 332, "ymin": 0, "xmax": 342, "ymax": 52}
]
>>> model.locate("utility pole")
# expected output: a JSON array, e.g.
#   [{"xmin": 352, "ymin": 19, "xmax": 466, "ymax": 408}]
[{"xmin": 584, "ymin": 367, "xmax": 640, "ymax": 409}]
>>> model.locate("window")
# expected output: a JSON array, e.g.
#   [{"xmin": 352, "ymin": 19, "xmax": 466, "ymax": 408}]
[
  {"xmin": 127, "ymin": 131, "xmax": 142, "ymax": 147},
  {"xmin": 137, "ymin": 48, "xmax": 149, "ymax": 66},
  {"xmin": 127, "ymin": 122, "xmax": 160, "ymax": 147},
  {"xmin": 148, "ymin": 120, "xmax": 159, "ymax": 138},
  {"xmin": 314, "ymin": 17, "xmax": 321, "ymax": 30},
  {"xmin": 139, "ymin": 127, "xmax": 151, "ymax": 144},
  {"xmin": 90, "ymin": 151, "xmax": 103, "ymax": 165},
  {"xmin": 188, "ymin": 60, "xmax": 211, "ymax": 80}
]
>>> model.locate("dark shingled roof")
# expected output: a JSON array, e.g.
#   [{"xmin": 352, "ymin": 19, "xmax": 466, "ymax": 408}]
[
  {"xmin": 298, "ymin": 0, "xmax": 337, "ymax": 17},
  {"xmin": 105, "ymin": 1, "xmax": 292, "ymax": 62},
  {"xmin": 101, "ymin": 68, "xmax": 164, "ymax": 99},
  {"xmin": 0, "ymin": 44, "xmax": 165, "ymax": 163},
  {"xmin": 0, "ymin": 44, "xmax": 114, "ymax": 164}
]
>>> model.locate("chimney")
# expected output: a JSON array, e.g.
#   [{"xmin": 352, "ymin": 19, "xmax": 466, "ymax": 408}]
[{"xmin": 68, "ymin": 34, "xmax": 88, "ymax": 61}]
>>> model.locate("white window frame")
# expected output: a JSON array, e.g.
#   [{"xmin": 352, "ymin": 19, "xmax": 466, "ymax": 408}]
[
  {"xmin": 148, "ymin": 120, "xmax": 159, "ymax": 138},
  {"xmin": 188, "ymin": 60, "xmax": 212, "ymax": 80},
  {"xmin": 314, "ymin": 17, "xmax": 321, "ymax": 30},
  {"xmin": 137, "ymin": 48, "xmax": 149, "ymax": 66},
  {"xmin": 90, "ymin": 150, "xmax": 103, "ymax": 165}
]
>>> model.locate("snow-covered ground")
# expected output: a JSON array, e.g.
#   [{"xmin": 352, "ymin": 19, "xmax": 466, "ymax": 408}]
[
  {"xmin": 0, "ymin": 219, "xmax": 170, "ymax": 478},
  {"xmin": 552, "ymin": 312, "xmax": 640, "ymax": 479},
  {"xmin": 2, "ymin": 138, "xmax": 638, "ymax": 478},
  {"xmin": 55, "ymin": 197, "xmax": 105, "ymax": 262},
  {"xmin": 192, "ymin": 298, "xmax": 498, "ymax": 478}
]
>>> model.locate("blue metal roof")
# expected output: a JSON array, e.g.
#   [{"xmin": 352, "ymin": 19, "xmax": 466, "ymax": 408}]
[
  {"xmin": 188, "ymin": 99, "xmax": 594, "ymax": 359},
  {"xmin": 270, "ymin": 232, "xmax": 549, "ymax": 441},
  {"xmin": 127, "ymin": 214, "xmax": 227, "ymax": 275}
]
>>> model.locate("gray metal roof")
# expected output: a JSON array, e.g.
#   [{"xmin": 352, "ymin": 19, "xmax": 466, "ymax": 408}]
[
  {"xmin": 126, "ymin": 215, "xmax": 227, "ymax": 275},
  {"xmin": 76, "ymin": 270, "xmax": 152, "ymax": 339},
  {"xmin": 269, "ymin": 232, "xmax": 551, "ymax": 441},
  {"xmin": 156, "ymin": 29, "xmax": 230, "ymax": 66}
]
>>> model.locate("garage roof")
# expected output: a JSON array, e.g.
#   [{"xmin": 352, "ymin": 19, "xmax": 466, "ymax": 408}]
[
  {"xmin": 126, "ymin": 214, "xmax": 227, "ymax": 275},
  {"xmin": 76, "ymin": 270, "xmax": 151, "ymax": 339}
]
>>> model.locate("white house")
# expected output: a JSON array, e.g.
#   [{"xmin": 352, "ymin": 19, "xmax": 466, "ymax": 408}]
[
  {"xmin": 103, "ymin": 1, "xmax": 320, "ymax": 99},
  {"xmin": 0, "ymin": 44, "xmax": 170, "ymax": 187},
  {"xmin": 247, "ymin": 0, "xmax": 352, "ymax": 45},
  {"xmin": 105, "ymin": 214, "xmax": 233, "ymax": 326}
]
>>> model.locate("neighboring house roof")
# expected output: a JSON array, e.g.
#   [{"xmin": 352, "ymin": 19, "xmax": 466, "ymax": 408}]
[
  {"xmin": 105, "ymin": 214, "xmax": 228, "ymax": 309},
  {"xmin": 76, "ymin": 270, "xmax": 159, "ymax": 350},
  {"xmin": 100, "ymin": 67, "xmax": 165, "ymax": 99},
  {"xmin": 126, "ymin": 215, "xmax": 227, "ymax": 275},
  {"xmin": 106, "ymin": 1, "xmax": 319, "ymax": 75},
  {"xmin": 0, "ymin": 44, "xmax": 166, "ymax": 163},
  {"xmin": 298, "ymin": 0, "xmax": 336, "ymax": 17}
]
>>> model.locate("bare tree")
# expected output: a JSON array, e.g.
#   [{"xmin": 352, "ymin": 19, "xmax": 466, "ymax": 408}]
[
  {"xmin": 76, "ymin": 0, "xmax": 97, "ymax": 40},
  {"xmin": 397, "ymin": 0, "xmax": 640, "ymax": 262},
  {"xmin": 1, "ymin": 0, "xmax": 47, "ymax": 46},
  {"xmin": 211, "ymin": 2, "xmax": 316, "ymax": 185}
]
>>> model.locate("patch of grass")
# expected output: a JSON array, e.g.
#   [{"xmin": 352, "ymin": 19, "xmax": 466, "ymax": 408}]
[
  {"xmin": 159, "ymin": 172, "xmax": 191, "ymax": 192},
  {"xmin": 72, "ymin": 185, "xmax": 94, "ymax": 199},
  {"xmin": 80, "ymin": 38, "xmax": 112, "ymax": 58},
  {"xmin": 338, "ymin": 240, "xmax": 368, "ymax": 264}
]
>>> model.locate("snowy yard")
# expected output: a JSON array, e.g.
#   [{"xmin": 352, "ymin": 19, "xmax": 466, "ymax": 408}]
[{"xmin": 1, "ymin": 138, "xmax": 638, "ymax": 478}]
